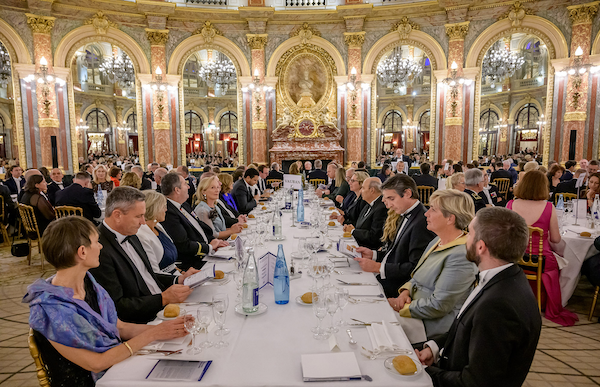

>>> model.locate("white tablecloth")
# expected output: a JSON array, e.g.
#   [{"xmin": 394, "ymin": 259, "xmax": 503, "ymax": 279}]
[{"xmin": 97, "ymin": 206, "xmax": 433, "ymax": 387}]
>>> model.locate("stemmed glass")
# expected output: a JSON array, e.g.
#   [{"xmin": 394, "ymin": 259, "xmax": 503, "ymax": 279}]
[
  {"xmin": 233, "ymin": 262, "xmax": 245, "ymax": 302},
  {"xmin": 212, "ymin": 295, "xmax": 229, "ymax": 348},
  {"xmin": 213, "ymin": 294, "xmax": 230, "ymax": 336},
  {"xmin": 325, "ymin": 292, "xmax": 339, "ymax": 333},
  {"xmin": 184, "ymin": 313, "xmax": 202, "ymax": 355},
  {"xmin": 323, "ymin": 259, "xmax": 335, "ymax": 289},
  {"xmin": 335, "ymin": 288, "xmax": 349, "ymax": 327},
  {"xmin": 312, "ymin": 291, "xmax": 330, "ymax": 340},
  {"xmin": 196, "ymin": 305, "xmax": 213, "ymax": 348}
]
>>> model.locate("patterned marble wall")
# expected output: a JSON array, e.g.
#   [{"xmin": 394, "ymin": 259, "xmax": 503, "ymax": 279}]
[
  {"xmin": 0, "ymin": 9, "xmax": 33, "ymax": 60},
  {"xmin": 166, "ymin": 30, "xmax": 192, "ymax": 66},
  {"xmin": 51, "ymin": 19, "xmax": 83, "ymax": 53},
  {"xmin": 537, "ymin": 6, "xmax": 572, "ymax": 52}
]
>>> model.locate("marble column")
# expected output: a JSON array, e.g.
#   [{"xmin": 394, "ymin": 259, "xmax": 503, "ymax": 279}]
[
  {"xmin": 247, "ymin": 34, "xmax": 268, "ymax": 165},
  {"xmin": 443, "ymin": 21, "xmax": 469, "ymax": 162},
  {"xmin": 344, "ymin": 31, "xmax": 366, "ymax": 164},
  {"xmin": 75, "ymin": 102, "xmax": 84, "ymax": 159},
  {"xmin": 498, "ymin": 101, "xmax": 510, "ymax": 155},
  {"xmin": 146, "ymin": 28, "xmax": 171, "ymax": 165},
  {"xmin": 405, "ymin": 104, "xmax": 415, "ymax": 153},
  {"xmin": 115, "ymin": 105, "xmax": 127, "ymax": 156},
  {"xmin": 26, "ymin": 13, "xmax": 59, "ymax": 168},
  {"xmin": 562, "ymin": 2, "xmax": 598, "ymax": 162}
]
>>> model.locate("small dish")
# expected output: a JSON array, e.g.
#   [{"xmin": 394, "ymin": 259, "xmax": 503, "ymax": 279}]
[
  {"xmin": 156, "ymin": 307, "xmax": 187, "ymax": 320},
  {"xmin": 295, "ymin": 296, "xmax": 312, "ymax": 306},
  {"xmin": 383, "ymin": 356, "xmax": 423, "ymax": 378},
  {"xmin": 291, "ymin": 251, "xmax": 309, "ymax": 259},
  {"xmin": 234, "ymin": 303, "xmax": 268, "ymax": 316},
  {"xmin": 210, "ymin": 274, "xmax": 228, "ymax": 282}
]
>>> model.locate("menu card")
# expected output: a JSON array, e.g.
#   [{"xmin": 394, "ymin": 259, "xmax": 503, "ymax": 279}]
[
  {"xmin": 301, "ymin": 352, "xmax": 362, "ymax": 382},
  {"xmin": 258, "ymin": 252, "xmax": 277, "ymax": 289},
  {"xmin": 284, "ymin": 174, "xmax": 303, "ymax": 189},
  {"xmin": 183, "ymin": 264, "xmax": 215, "ymax": 289},
  {"xmin": 146, "ymin": 360, "xmax": 212, "ymax": 381}
]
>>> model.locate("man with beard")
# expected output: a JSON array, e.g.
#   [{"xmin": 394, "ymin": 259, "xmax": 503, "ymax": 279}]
[{"xmin": 416, "ymin": 207, "xmax": 541, "ymax": 387}]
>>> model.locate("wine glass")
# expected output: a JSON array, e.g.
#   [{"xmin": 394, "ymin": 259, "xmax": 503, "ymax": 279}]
[
  {"xmin": 335, "ymin": 288, "xmax": 349, "ymax": 327},
  {"xmin": 312, "ymin": 291, "xmax": 330, "ymax": 340},
  {"xmin": 212, "ymin": 298, "xmax": 229, "ymax": 349},
  {"xmin": 184, "ymin": 314, "xmax": 202, "ymax": 355},
  {"xmin": 196, "ymin": 305, "xmax": 213, "ymax": 348},
  {"xmin": 325, "ymin": 292, "xmax": 339, "ymax": 333},
  {"xmin": 233, "ymin": 264, "xmax": 245, "ymax": 302},
  {"xmin": 323, "ymin": 259, "xmax": 335, "ymax": 290},
  {"xmin": 213, "ymin": 294, "xmax": 230, "ymax": 336}
]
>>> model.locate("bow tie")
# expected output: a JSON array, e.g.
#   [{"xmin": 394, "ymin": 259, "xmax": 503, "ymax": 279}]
[
  {"xmin": 474, "ymin": 272, "xmax": 480, "ymax": 287},
  {"xmin": 121, "ymin": 235, "xmax": 133, "ymax": 245}
]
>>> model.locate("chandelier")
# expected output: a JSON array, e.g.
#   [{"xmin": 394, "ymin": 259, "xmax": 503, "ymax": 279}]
[
  {"xmin": 199, "ymin": 56, "xmax": 236, "ymax": 94},
  {"xmin": 377, "ymin": 48, "xmax": 422, "ymax": 93},
  {"xmin": 0, "ymin": 42, "xmax": 10, "ymax": 88},
  {"xmin": 482, "ymin": 41, "xmax": 525, "ymax": 88},
  {"xmin": 99, "ymin": 52, "xmax": 135, "ymax": 90}
]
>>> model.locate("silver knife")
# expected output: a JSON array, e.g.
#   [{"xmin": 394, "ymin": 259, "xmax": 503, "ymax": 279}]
[{"xmin": 337, "ymin": 279, "xmax": 378, "ymax": 286}]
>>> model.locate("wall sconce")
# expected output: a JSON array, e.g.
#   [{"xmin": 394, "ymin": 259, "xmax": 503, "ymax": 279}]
[
  {"xmin": 343, "ymin": 67, "xmax": 369, "ymax": 119},
  {"xmin": 25, "ymin": 56, "xmax": 66, "ymax": 117},
  {"xmin": 145, "ymin": 66, "xmax": 175, "ymax": 120},
  {"xmin": 556, "ymin": 46, "xmax": 599, "ymax": 109},
  {"xmin": 441, "ymin": 61, "xmax": 471, "ymax": 117},
  {"xmin": 241, "ymin": 68, "xmax": 273, "ymax": 120}
]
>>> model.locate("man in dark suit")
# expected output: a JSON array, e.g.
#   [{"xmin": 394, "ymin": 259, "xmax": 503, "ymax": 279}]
[
  {"xmin": 561, "ymin": 160, "xmax": 576, "ymax": 181},
  {"xmin": 231, "ymin": 168, "xmax": 260, "ymax": 214},
  {"xmin": 356, "ymin": 174, "xmax": 435, "ymax": 297},
  {"xmin": 308, "ymin": 159, "xmax": 328, "ymax": 182},
  {"xmin": 176, "ymin": 166, "xmax": 196, "ymax": 206},
  {"xmin": 55, "ymin": 172, "xmax": 102, "ymax": 223},
  {"xmin": 412, "ymin": 163, "xmax": 438, "ymax": 190},
  {"xmin": 343, "ymin": 177, "xmax": 387, "ymax": 250},
  {"xmin": 392, "ymin": 148, "xmax": 410, "ymax": 163},
  {"xmin": 4, "ymin": 165, "xmax": 24, "ymax": 195},
  {"xmin": 267, "ymin": 162, "xmax": 284, "ymax": 182},
  {"xmin": 145, "ymin": 162, "xmax": 159, "ymax": 181},
  {"xmin": 417, "ymin": 207, "xmax": 541, "ymax": 387},
  {"xmin": 555, "ymin": 169, "xmax": 586, "ymax": 195},
  {"xmin": 132, "ymin": 165, "xmax": 152, "ymax": 190},
  {"xmin": 89, "ymin": 187, "xmax": 199, "ymax": 323},
  {"xmin": 257, "ymin": 165, "xmax": 269, "ymax": 194},
  {"xmin": 464, "ymin": 169, "xmax": 489, "ymax": 213},
  {"xmin": 47, "ymin": 168, "xmax": 70, "ymax": 206},
  {"xmin": 154, "ymin": 167, "xmax": 167, "ymax": 193},
  {"xmin": 490, "ymin": 161, "xmax": 513, "ymax": 185},
  {"xmin": 161, "ymin": 172, "xmax": 228, "ymax": 270}
]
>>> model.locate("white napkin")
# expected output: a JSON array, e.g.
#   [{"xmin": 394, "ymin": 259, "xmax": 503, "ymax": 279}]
[
  {"xmin": 366, "ymin": 321, "xmax": 400, "ymax": 351},
  {"xmin": 346, "ymin": 286, "xmax": 383, "ymax": 296},
  {"xmin": 141, "ymin": 342, "xmax": 165, "ymax": 351}
]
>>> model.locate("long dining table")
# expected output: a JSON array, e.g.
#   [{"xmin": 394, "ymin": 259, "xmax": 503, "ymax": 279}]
[{"xmin": 97, "ymin": 202, "xmax": 433, "ymax": 387}]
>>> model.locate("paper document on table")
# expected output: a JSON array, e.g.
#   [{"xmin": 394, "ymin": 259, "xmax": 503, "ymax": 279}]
[
  {"xmin": 301, "ymin": 352, "xmax": 361, "ymax": 381},
  {"xmin": 346, "ymin": 286, "xmax": 383, "ymax": 297},
  {"xmin": 146, "ymin": 360, "xmax": 212, "ymax": 381},
  {"xmin": 258, "ymin": 252, "xmax": 276, "ymax": 289},
  {"xmin": 575, "ymin": 199, "xmax": 588, "ymax": 220},
  {"xmin": 284, "ymin": 174, "xmax": 302, "ymax": 190},
  {"xmin": 208, "ymin": 246, "xmax": 235, "ymax": 260},
  {"xmin": 183, "ymin": 264, "xmax": 215, "ymax": 288}
]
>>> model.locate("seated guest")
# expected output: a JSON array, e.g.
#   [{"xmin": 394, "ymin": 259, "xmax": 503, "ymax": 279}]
[
  {"xmin": 482, "ymin": 173, "xmax": 504, "ymax": 207},
  {"xmin": 343, "ymin": 177, "xmax": 387, "ymax": 250},
  {"xmin": 316, "ymin": 163, "xmax": 337, "ymax": 198},
  {"xmin": 138, "ymin": 190, "xmax": 179, "ymax": 275},
  {"xmin": 119, "ymin": 172, "xmax": 141, "ymax": 189},
  {"xmin": 547, "ymin": 164, "xmax": 564, "ymax": 199},
  {"xmin": 162, "ymin": 172, "xmax": 228, "ymax": 270},
  {"xmin": 92, "ymin": 165, "xmax": 114, "ymax": 194},
  {"xmin": 257, "ymin": 165, "xmax": 269, "ymax": 195},
  {"xmin": 231, "ymin": 168, "xmax": 260, "ymax": 215},
  {"xmin": 89, "ymin": 187, "xmax": 199, "ymax": 323},
  {"xmin": 266, "ymin": 162, "xmax": 284, "ymax": 187},
  {"xmin": 47, "ymin": 168, "xmax": 69, "ymax": 206},
  {"xmin": 4, "ymin": 165, "xmax": 24, "ymax": 195},
  {"xmin": 561, "ymin": 160, "xmax": 576, "ymax": 181},
  {"xmin": 131, "ymin": 165, "xmax": 153, "ymax": 190},
  {"xmin": 194, "ymin": 176, "xmax": 243, "ymax": 240},
  {"xmin": 217, "ymin": 173, "xmax": 247, "ymax": 228},
  {"xmin": 464, "ymin": 169, "xmax": 489, "ymax": 213},
  {"xmin": 153, "ymin": 167, "xmax": 168, "ymax": 193},
  {"xmin": 377, "ymin": 164, "xmax": 392, "ymax": 183},
  {"xmin": 308, "ymin": 159, "xmax": 328, "ymax": 182},
  {"xmin": 20, "ymin": 175, "xmax": 55, "ymax": 236},
  {"xmin": 56, "ymin": 172, "xmax": 102, "ymax": 223},
  {"xmin": 109, "ymin": 167, "xmax": 122, "ymax": 188},
  {"xmin": 555, "ymin": 168, "xmax": 587, "ymax": 197},
  {"xmin": 355, "ymin": 174, "xmax": 436, "ymax": 297},
  {"xmin": 145, "ymin": 162, "xmax": 159, "ymax": 181},
  {"xmin": 412, "ymin": 163, "xmax": 438, "ymax": 190},
  {"xmin": 490, "ymin": 161, "xmax": 513, "ymax": 188},
  {"xmin": 507, "ymin": 170, "xmax": 578, "ymax": 326},
  {"xmin": 303, "ymin": 161, "xmax": 313, "ymax": 180},
  {"xmin": 416, "ymin": 207, "xmax": 542, "ymax": 387},
  {"xmin": 23, "ymin": 217, "xmax": 188, "ymax": 386},
  {"xmin": 388, "ymin": 190, "xmax": 477, "ymax": 337},
  {"xmin": 395, "ymin": 160, "xmax": 406, "ymax": 174},
  {"xmin": 176, "ymin": 166, "xmax": 196, "ymax": 206},
  {"xmin": 446, "ymin": 172, "xmax": 465, "ymax": 191},
  {"xmin": 581, "ymin": 237, "xmax": 600, "ymax": 311},
  {"xmin": 334, "ymin": 171, "xmax": 369, "ymax": 225},
  {"xmin": 587, "ymin": 173, "xmax": 600, "ymax": 208},
  {"xmin": 332, "ymin": 167, "xmax": 350, "ymax": 206}
]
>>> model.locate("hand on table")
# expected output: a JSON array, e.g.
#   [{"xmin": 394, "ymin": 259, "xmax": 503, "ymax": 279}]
[
  {"xmin": 343, "ymin": 224, "xmax": 355, "ymax": 233},
  {"xmin": 415, "ymin": 347, "xmax": 434, "ymax": 366},
  {"xmin": 354, "ymin": 257, "xmax": 381, "ymax": 272},
  {"xmin": 177, "ymin": 268, "xmax": 200, "ymax": 284},
  {"xmin": 231, "ymin": 223, "xmax": 244, "ymax": 233},
  {"xmin": 162, "ymin": 285, "xmax": 192, "ymax": 305},
  {"xmin": 388, "ymin": 290, "xmax": 411, "ymax": 311},
  {"xmin": 238, "ymin": 215, "xmax": 248, "ymax": 224},
  {"xmin": 151, "ymin": 316, "xmax": 188, "ymax": 341},
  {"xmin": 335, "ymin": 195, "xmax": 344, "ymax": 204},
  {"xmin": 214, "ymin": 239, "xmax": 230, "ymax": 249}
]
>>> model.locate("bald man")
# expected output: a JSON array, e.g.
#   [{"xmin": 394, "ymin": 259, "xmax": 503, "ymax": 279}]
[{"xmin": 47, "ymin": 168, "xmax": 69, "ymax": 206}]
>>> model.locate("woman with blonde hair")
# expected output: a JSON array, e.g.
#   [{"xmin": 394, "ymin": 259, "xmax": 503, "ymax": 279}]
[
  {"xmin": 388, "ymin": 189, "xmax": 477, "ymax": 337},
  {"xmin": 446, "ymin": 172, "xmax": 465, "ymax": 191},
  {"xmin": 332, "ymin": 167, "xmax": 350, "ymax": 205},
  {"xmin": 333, "ymin": 170, "xmax": 369, "ymax": 225},
  {"xmin": 119, "ymin": 172, "xmax": 141, "ymax": 189},
  {"xmin": 92, "ymin": 165, "xmax": 114, "ymax": 193},
  {"xmin": 194, "ymin": 175, "xmax": 243, "ymax": 239}
]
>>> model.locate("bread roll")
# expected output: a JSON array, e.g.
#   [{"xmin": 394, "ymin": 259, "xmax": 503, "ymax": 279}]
[
  {"xmin": 214, "ymin": 270, "xmax": 225, "ymax": 279},
  {"xmin": 301, "ymin": 292, "xmax": 317, "ymax": 304},
  {"xmin": 343, "ymin": 232, "xmax": 352, "ymax": 238},
  {"xmin": 248, "ymin": 214, "xmax": 256, "ymax": 218},
  {"xmin": 259, "ymin": 202, "xmax": 265, "ymax": 206},
  {"xmin": 243, "ymin": 224, "xmax": 249, "ymax": 229},
  {"xmin": 163, "ymin": 304, "xmax": 180, "ymax": 318},
  {"xmin": 329, "ymin": 206, "xmax": 336, "ymax": 210},
  {"xmin": 392, "ymin": 355, "xmax": 417, "ymax": 375},
  {"xmin": 328, "ymin": 221, "xmax": 336, "ymax": 226},
  {"xmin": 262, "ymin": 206, "xmax": 267, "ymax": 210},
  {"xmin": 581, "ymin": 231, "xmax": 592, "ymax": 237},
  {"xmin": 230, "ymin": 234, "xmax": 238, "ymax": 240}
]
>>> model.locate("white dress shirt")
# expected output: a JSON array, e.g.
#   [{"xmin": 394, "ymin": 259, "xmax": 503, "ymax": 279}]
[
  {"xmin": 14, "ymin": 177, "xmax": 22, "ymax": 193},
  {"xmin": 52, "ymin": 180, "xmax": 64, "ymax": 190},
  {"xmin": 103, "ymin": 221, "xmax": 163, "ymax": 295},
  {"xmin": 167, "ymin": 198, "xmax": 213, "ymax": 253},
  {"xmin": 482, "ymin": 186, "xmax": 494, "ymax": 207}
]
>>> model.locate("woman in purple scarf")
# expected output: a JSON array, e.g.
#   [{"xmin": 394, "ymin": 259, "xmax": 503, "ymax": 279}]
[{"xmin": 23, "ymin": 217, "xmax": 188, "ymax": 386}]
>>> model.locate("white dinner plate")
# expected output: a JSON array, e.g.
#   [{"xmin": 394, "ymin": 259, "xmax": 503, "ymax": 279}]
[
  {"xmin": 383, "ymin": 356, "xmax": 423, "ymax": 379},
  {"xmin": 210, "ymin": 274, "xmax": 228, "ymax": 282},
  {"xmin": 291, "ymin": 251, "xmax": 310, "ymax": 259},
  {"xmin": 156, "ymin": 307, "xmax": 187, "ymax": 320},
  {"xmin": 234, "ymin": 302, "xmax": 268, "ymax": 316},
  {"xmin": 295, "ymin": 296, "xmax": 312, "ymax": 306}
]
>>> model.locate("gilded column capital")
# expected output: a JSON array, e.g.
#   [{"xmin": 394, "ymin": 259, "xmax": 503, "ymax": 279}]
[
  {"xmin": 568, "ymin": 2, "xmax": 599, "ymax": 25},
  {"xmin": 246, "ymin": 34, "xmax": 268, "ymax": 50},
  {"xmin": 145, "ymin": 29, "xmax": 169, "ymax": 46},
  {"xmin": 444, "ymin": 21, "xmax": 469, "ymax": 41},
  {"xmin": 343, "ymin": 31, "xmax": 366, "ymax": 48},
  {"xmin": 390, "ymin": 16, "xmax": 420, "ymax": 40},
  {"xmin": 25, "ymin": 14, "xmax": 55, "ymax": 34}
]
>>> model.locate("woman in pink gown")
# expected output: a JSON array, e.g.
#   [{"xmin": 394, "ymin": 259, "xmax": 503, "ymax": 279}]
[{"xmin": 507, "ymin": 170, "xmax": 578, "ymax": 326}]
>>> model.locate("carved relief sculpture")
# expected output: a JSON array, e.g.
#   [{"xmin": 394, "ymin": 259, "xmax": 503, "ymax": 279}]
[
  {"xmin": 391, "ymin": 17, "xmax": 420, "ymax": 39},
  {"xmin": 84, "ymin": 12, "xmax": 118, "ymax": 35},
  {"xmin": 193, "ymin": 21, "xmax": 222, "ymax": 44},
  {"xmin": 290, "ymin": 23, "xmax": 321, "ymax": 45}
]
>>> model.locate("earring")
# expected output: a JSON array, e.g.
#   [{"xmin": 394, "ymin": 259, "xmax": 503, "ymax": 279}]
[{"xmin": 203, "ymin": 193, "xmax": 207, "ymax": 200}]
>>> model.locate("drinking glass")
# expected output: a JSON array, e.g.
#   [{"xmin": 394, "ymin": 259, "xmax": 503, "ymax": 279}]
[
  {"xmin": 233, "ymin": 265, "xmax": 244, "ymax": 302},
  {"xmin": 335, "ymin": 288, "xmax": 349, "ymax": 327},
  {"xmin": 312, "ymin": 292, "xmax": 329, "ymax": 340},
  {"xmin": 325, "ymin": 292, "xmax": 339, "ymax": 333},
  {"xmin": 212, "ymin": 299, "xmax": 229, "ymax": 348},
  {"xmin": 213, "ymin": 294, "xmax": 230, "ymax": 336},
  {"xmin": 196, "ymin": 305, "xmax": 213, "ymax": 348},
  {"xmin": 184, "ymin": 314, "xmax": 202, "ymax": 355}
]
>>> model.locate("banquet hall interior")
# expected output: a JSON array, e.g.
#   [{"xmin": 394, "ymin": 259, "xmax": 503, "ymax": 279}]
[{"xmin": 2, "ymin": 0, "xmax": 600, "ymax": 385}]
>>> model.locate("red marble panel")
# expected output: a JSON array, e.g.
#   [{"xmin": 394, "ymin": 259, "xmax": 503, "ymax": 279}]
[
  {"xmin": 25, "ymin": 83, "xmax": 37, "ymax": 168},
  {"xmin": 154, "ymin": 130, "xmax": 172, "ymax": 165},
  {"xmin": 554, "ymin": 78, "xmax": 565, "ymax": 162},
  {"xmin": 346, "ymin": 127, "xmax": 361, "ymax": 163},
  {"xmin": 588, "ymin": 74, "xmax": 598, "ymax": 159},
  {"xmin": 252, "ymin": 128, "xmax": 267, "ymax": 164},
  {"xmin": 444, "ymin": 125, "xmax": 462, "ymax": 162}
]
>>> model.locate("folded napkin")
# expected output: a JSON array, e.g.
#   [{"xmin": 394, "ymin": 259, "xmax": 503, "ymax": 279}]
[
  {"xmin": 346, "ymin": 286, "xmax": 382, "ymax": 297},
  {"xmin": 366, "ymin": 321, "xmax": 400, "ymax": 351},
  {"xmin": 208, "ymin": 249, "xmax": 235, "ymax": 259}
]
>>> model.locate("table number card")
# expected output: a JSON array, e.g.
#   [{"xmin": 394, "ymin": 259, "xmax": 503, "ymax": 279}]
[
  {"xmin": 284, "ymin": 174, "xmax": 303, "ymax": 190},
  {"xmin": 258, "ymin": 252, "xmax": 277, "ymax": 289}
]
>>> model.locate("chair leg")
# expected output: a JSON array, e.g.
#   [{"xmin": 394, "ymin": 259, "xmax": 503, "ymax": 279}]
[
  {"xmin": 27, "ymin": 239, "xmax": 31, "ymax": 266},
  {"xmin": 39, "ymin": 243, "xmax": 44, "ymax": 271},
  {"xmin": 537, "ymin": 278, "xmax": 542, "ymax": 312},
  {"xmin": 0, "ymin": 224, "xmax": 9, "ymax": 247},
  {"xmin": 589, "ymin": 286, "xmax": 600, "ymax": 321}
]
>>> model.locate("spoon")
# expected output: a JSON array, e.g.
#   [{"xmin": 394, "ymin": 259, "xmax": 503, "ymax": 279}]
[{"xmin": 346, "ymin": 329, "xmax": 357, "ymax": 345}]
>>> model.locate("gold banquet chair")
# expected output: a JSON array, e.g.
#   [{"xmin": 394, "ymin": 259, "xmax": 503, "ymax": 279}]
[
  {"xmin": 266, "ymin": 179, "xmax": 283, "ymax": 190},
  {"xmin": 309, "ymin": 179, "xmax": 327, "ymax": 188},
  {"xmin": 28, "ymin": 329, "xmax": 51, "ymax": 387},
  {"xmin": 519, "ymin": 226, "xmax": 544, "ymax": 312},
  {"xmin": 590, "ymin": 286, "xmax": 600, "ymax": 321},
  {"xmin": 493, "ymin": 178, "xmax": 511, "ymax": 200},
  {"xmin": 554, "ymin": 192, "xmax": 577, "ymax": 205},
  {"xmin": 0, "ymin": 195, "xmax": 10, "ymax": 247},
  {"xmin": 17, "ymin": 203, "xmax": 44, "ymax": 270},
  {"xmin": 417, "ymin": 186, "xmax": 434, "ymax": 207},
  {"xmin": 54, "ymin": 205, "xmax": 83, "ymax": 219}
]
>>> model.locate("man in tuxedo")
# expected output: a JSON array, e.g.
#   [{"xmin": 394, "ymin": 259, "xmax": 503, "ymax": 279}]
[
  {"xmin": 176, "ymin": 166, "xmax": 196, "ymax": 206},
  {"xmin": 161, "ymin": 172, "xmax": 228, "ymax": 270},
  {"xmin": 561, "ymin": 160, "xmax": 576, "ymax": 181},
  {"xmin": 308, "ymin": 159, "xmax": 328, "ymax": 182},
  {"xmin": 392, "ymin": 148, "xmax": 410, "ymax": 163},
  {"xmin": 153, "ymin": 167, "xmax": 168, "ymax": 193},
  {"xmin": 89, "ymin": 187, "xmax": 199, "ymax": 323},
  {"xmin": 47, "ymin": 168, "xmax": 70, "ymax": 206},
  {"xmin": 490, "ymin": 161, "xmax": 513, "ymax": 188},
  {"xmin": 555, "ymin": 168, "xmax": 586, "ymax": 195},
  {"xmin": 55, "ymin": 172, "xmax": 101, "ymax": 223},
  {"xmin": 417, "ymin": 207, "xmax": 541, "ymax": 387},
  {"xmin": 316, "ymin": 163, "xmax": 338, "ymax": 198},
  {"xmin": 231, "ymin": 168, "xmax": 260, "ymax": 214},
  {"xmin": 267, "ymin": 162, "xmax": 284, "ymax": 181},
  {"xmin": 4, "ymin": 165, "xmax": 24, "ymax": 195},
  {"xmin": 303, "ymin": 161, "xmax": 312, "ymax": 180},
  {"xmin": 355, "ymin": 174, "xmax": 435, "ymax": 297},
  {"xmin": 145, "ymin": 162, "xmax": 159, "ymax": 181},
  {"xmin": 255, "ymin": 165, "xmax": 270, "ymax": 195},
  {"xmin": 132, "ymin": 165, "xmax": 152, "ymax": 190},
  {"xmin": 343, "ymin": 177, "xmax": 387, "ymax": 250},
  {"xmin": 481, "ymin": 173, "xmax": 503, "ymax": 207},
  {"xmin": 412, "ymin": 163, "xmax": 438, "ymax": 190}
]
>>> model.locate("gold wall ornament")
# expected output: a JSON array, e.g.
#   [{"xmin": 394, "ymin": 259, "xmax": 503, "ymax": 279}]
[
  {"xmin": 25, "ymin": 14, "xmax": 55, "ymax": 34},
  {"xmin": 84, "ymin": 12, "xmax": 118, "ymax": 35},
  {"xmin": 146, "ymin": 29, "xmax": 169, "ymax": 46},
  {"xmin": 343, "ymin": 32, "xmax": 366, "ymax": 48},
  {"xmin": 290, "ymin": 23, "xmax": 321, "ymax": 45},
  {"xmin": 445, "ymin": 116, "xmax": 462, "ymax": 126},
  {"xmin": 498, "ymin": 2, "xmax": 534, "ymax": 27},
  {"xmin": 154, "ymin": 121, "xmax": 170, "ymax": 130},
  {"xmin": 390, "ymin": 17, "xmax": 420, "ymax": 40},
  {"xmin": 564, "ymin": 111, "xmax": 587, "ymax": 121},
  {"xmin": 253, "ymin": 121, "xmax": 267, "ymax": 129},
  {"xmin": 445, "ymin": 21, "xmax": 470, "ymax": 41},
  {"xmin": 247, "ymin": 34, "xmax": 268, "ymax": 50},
  {"xmin": 193, "ymin": 22, "xmax": 222, "ymax": 44},
  {"xmin": 568, "ymin": 2, "xmax": 599, "ymax": 26},
  {"xmin": 38, "ymin": 118, "xmax": 60, "ymax": 128}
]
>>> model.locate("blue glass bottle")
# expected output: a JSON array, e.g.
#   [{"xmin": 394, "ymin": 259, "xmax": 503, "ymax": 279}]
[
  {"xmin": 297, "ymin": 187, "xmax": 305, "ymax": 222},
  {"xmin": 274, "ymin": 244, "xmax": 290, "ymax": 304}
]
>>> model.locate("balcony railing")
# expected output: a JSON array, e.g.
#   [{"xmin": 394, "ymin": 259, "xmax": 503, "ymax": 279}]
[
  {"xmin": 186, "ymin": 0, "xmax": 227, "ymax": 4},
  {"xmin": 285, "ymin": 0, "xmax": 325, "ymax": 6}
]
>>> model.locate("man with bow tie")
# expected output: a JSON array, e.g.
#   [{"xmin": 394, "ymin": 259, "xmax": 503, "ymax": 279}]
[{"xmin": 47, "ymin": 168, "xmax": 70, "ymax": 206}]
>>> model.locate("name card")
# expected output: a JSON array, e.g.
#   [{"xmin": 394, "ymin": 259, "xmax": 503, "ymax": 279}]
[
  {"xmin": 575, "ymin": 199, "xmax": 588, "ymax": 221},
  {"xmin": 284, "ymin": 174, "xmax": 303, "ymax": 190},
  {"xmin": 258, "ymin": 252, "xmax": 277, "ymax": 289},
  {"xmin": 151, "ymin": 181, "xmax": 157, "ymax": 190},
  {"xmin": 576, "ymin": 173, "xmax": 587, "ymax": 188}
]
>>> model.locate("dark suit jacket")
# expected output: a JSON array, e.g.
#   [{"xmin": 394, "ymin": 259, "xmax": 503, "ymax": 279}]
[
  {"xmin": 231, "ymin": 179, "xmax": 257, "ymax": 215},
  {"xmin": 266, "ymin": 170, "xmax": 284, "ymax": 183},
  {"xmin": 560, "ymin": 170, "xmax": 573, "ymax": 181},
  {"xmin": 185, "ymin": 176, "xmax": 196, "ymax": 207},
  {"xmin": 161, "ymin": 200, "xmax": 213, "ymax": 270},
  {"xmin": 554, "ymin": 179, "xmax": 579, "ymax": 195},
  {"xmin": 376, "ymin": 202, "xmax": 435, "ymax": 297},
  {"xmin": 491, "ymin": 169, "xmax": 514, "ymax": 187},
  {"xmin": 217, "ymin": 196, "xmax": 240, "ymax": 228},
  {"xmin": 426, "ymin": 264, "xmax": 541, "ymax": 387},
  {"xmin": 4, "ymin": 177, "xmax": 24, "ymax": 195},
  {"xmin": 343, "ymin": 195, "xmax": 367, "ymax": 225},
  {"xmin": 55, "ymin": 183, "xmax": 101, "ymax": 222},
  {"xmin": 140, "ymin": 177, "xmax": 153, "ymax": 191},
  {"xmin": 47, "ymin": 180, "xmax": 70, "ymax": 206},
  {"xmin": 412, "ymin": 174, "xmax": 439, "ymax": 190},
  {"xmin": 308, "ymin": 169, "xmax": 328, "ymax": 182},
  {"xmin": 89, "ymin": 224, "xmax": 176, "ymax": 323},
  {"xmin": 0, "ymin": 184, "xmax": 14, "ymax": 224},
  {"xmin": 352, "ymin": 195, "xmax": 387, "ymax": 249}
]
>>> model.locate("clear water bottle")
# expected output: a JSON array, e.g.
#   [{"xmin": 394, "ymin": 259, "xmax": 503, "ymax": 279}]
[
  {"xmin": 96, "ymin": 189, "xmax": 104, "ymax": 206},
  {"xmin": 285, "ymin": 189, "xmax": 293, "ymax": 211},
  {"xmin": 556, "ymin": 194, "xmax": 564, "ymax": 211},
  {"xmin": 242, "ymin": 248, "xmax": 259, "ymax": 313},
  {"xmin": 297, "ymin": 187, "xmax": 305, "ymax": 222},
  {"xmin": 273, "ymin": 209, "xmax": 282, "ymax": 237},
  {"xmin": 593, "ymin": 194, "xmax": 600, "ymax": 222},
  {"xmin": 274, "ymin": 244, "xmax": 290, "ymax": 304}
]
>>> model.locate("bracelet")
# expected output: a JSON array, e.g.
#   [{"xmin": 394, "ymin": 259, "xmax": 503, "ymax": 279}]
[{"xmin": 123, "ymin": 341, "xmax": 134, "ymax": 357}]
